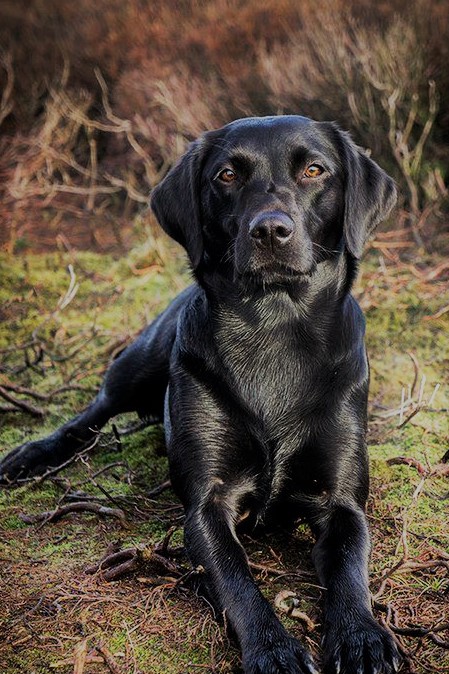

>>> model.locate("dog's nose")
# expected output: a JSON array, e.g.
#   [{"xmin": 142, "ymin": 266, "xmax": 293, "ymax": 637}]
[{"xmin": 249, "ymin": 211, "xmax": 294, "ymax": 248}]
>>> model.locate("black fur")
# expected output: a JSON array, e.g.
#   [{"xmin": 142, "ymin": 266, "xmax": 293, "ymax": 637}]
[{"xmin": 0, "ymin": 115, "xmax": 400, "ymax": 674}]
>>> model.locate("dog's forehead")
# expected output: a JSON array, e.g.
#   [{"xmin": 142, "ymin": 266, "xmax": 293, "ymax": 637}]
[
  {"xmin": 205, "ymin": 116, "xmax": 339, "ymax": 165},
  {"xmin": 222, "ymin": 115, "xmax": 311, "ymax": 133}
]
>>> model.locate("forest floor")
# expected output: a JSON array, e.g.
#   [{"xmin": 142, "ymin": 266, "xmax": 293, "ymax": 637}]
[{"xmin": 0, "ymin": 225, "xmax": 448, "ymax": 674}]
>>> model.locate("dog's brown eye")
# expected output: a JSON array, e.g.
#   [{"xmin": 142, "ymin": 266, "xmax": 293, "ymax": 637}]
[
  {"xmin": 303, "ymin": 164, "xmax": 324, "ymax": 179},
  {"xmin": 217, "ymin": 168, "xmax": 237, "ymax": 183}
]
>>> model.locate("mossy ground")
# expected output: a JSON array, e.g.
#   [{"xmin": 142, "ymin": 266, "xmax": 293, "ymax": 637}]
[{"xmin": 0, "ymin": 236, "xmax": 448, "ymax": 673}]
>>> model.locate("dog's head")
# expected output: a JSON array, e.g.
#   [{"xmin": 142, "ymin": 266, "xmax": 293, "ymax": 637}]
[{"xmin": 151, "ymin": 116, "xmax": 396, "ymax": 285}]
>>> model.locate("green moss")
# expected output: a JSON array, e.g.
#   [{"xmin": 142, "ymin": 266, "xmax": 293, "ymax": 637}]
[
  {"xmin": 0, "ymin": 514, "xmax": 26, "ymax": 530},
  {"xmin": 1, "ymin": 248, "xmax": 448, "ymax": 672},
  {"xmin": 1, "ymin": 651, "xmax": 58, "ymax": 674},
  {"xmin": 108, "ymin": 627, "xmax": 213, "ymax": 672}
]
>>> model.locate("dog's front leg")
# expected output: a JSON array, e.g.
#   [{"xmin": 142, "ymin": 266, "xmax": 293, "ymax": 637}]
[
  {"xmin": 312, "ymin": 504, "xmax": 400, "ymax": 674},
  {"xmin": 166, "ymin": 343, "xmax": 317, "ymax": 673},
  {"xmin": 183, "ymin": 482, "xmax": 317, "ymax": 674}
]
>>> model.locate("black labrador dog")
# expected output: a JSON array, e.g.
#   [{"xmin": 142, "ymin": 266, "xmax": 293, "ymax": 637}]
[{"xmin": 0, "ymin": 115, "xmax": 400, "ymax": 674}]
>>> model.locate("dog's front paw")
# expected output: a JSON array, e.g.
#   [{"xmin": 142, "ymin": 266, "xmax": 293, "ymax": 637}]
[
  {"xmin": 323, "ymin": 615, "xmax": 401, "ymax": 674},
  {"xmin": 242, "ymin": 636, "xmax": 318, "ymax": 674},
  {"xmin": 0, "ymin": 440, "xmax": 51, "ymax": 484}
]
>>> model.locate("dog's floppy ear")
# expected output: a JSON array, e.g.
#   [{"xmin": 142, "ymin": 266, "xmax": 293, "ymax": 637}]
[
  {"xmin": 150, "ymin": 139, "xmax": 206, "ymax": 269},
  {"xmin": 330, "ymin": 125, "xmax": 397, "ymax": 258}
]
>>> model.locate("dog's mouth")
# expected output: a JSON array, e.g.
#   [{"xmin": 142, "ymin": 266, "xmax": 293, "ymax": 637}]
[{"xmin": 237, "ymin": 261, "xmax": 316, "ymax": 286}]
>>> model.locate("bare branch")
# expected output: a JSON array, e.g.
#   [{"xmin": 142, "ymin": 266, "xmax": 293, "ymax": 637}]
[{"xmin": 19, "ymin": 501, "xmax": 128, "ymax": 528}]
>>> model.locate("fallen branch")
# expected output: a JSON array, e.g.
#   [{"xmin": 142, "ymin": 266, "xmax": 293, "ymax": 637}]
[
  {"xmin": 248, "ymin": 560, "xmax": 287, "ymax": 576},
  {"xmin": 20, "ymin": 501, "xmax": 128, "ymax": 528},
  {"xmin": 147, "ymin": 479, "xmax": 171, "ymax": 498},
  {"xmin": 89, "ymin": 477, "xmax": 134, "ymax": 518},
  {"xmin": 389, "ymin": 622, "xmax": 449, "ymax": 639},
  {"xmin": 0, "ymin": 379, "xmax": 97, "ymax": 401},
  {"xmin": 0, "ymin": 385, "xmax": 45, "ymax": 416},
  {"xmin": 155, "ymin": 525, "xmax": 177, "ymax": 554},
  {"xmin": 114, "ymin": 416, "xmax": 157, "ymax": 436},
  {"xmin": 13, "ymin": 345, "xmax": 45, "ymax": 375},
  {"xmin": 387, "ymin": 456, "xmax": 428, "ymax": 475},
  {"xmin": 387, "ymin": 456, "xmax": 449, "ymax": 478},
  {"xmin": 372, "ymin": 357, "xmax": 442, "ymax": 428},
  {"xmin": 85, "ymin": 537, "xmax": 187, "ymax": 582}
]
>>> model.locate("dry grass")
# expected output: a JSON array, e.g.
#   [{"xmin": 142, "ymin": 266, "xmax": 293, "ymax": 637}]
[{"xmin": 0, "ymin": 0, "xmax": 448, "ymax": 252}]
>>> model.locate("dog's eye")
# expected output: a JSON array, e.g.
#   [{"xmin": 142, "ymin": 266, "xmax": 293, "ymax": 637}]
[
  {"xmin": 217, "ymin": 168, "xmax": 237, "ymax": 183},
  {"xmin": 303, "ymin": 164, "xmax": 324, "ymax": 179}
]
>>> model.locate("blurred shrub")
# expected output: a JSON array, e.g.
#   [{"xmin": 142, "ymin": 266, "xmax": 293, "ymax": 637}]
[
  {"xmin": 259, "ymin": 9, "xmax": 448, "ymax": 237},
  {"xmin": 0, "ymin": 0, "xmax": 447, "ymax": 250}
]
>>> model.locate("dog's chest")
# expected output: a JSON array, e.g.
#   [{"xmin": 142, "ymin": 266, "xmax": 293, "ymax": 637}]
[
  {"xmin": 213, "ymin": 299, "xmax": 341, "ymax": 501},
  {"xmin": 215, "ymin": 306, "xmax": 317, "ymax": 427}
]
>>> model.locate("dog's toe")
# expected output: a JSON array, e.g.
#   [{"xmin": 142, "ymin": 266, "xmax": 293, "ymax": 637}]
[
  {"xmin": 0, "ymin": 440, "xmax": 52, "ymax": 484},
  {"xmin": 243, "ymin": 636, "xmax": 317, "ymax": 674},
  {"xmin": 323, "ymin": 616, "xmax": 400, "ymax": 674}
]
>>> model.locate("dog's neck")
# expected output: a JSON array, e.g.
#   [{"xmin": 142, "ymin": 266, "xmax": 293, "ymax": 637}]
[
  {"xmin": 196, "ymin": 253, "xmax": 361, "ymax": 364},
  {"xmin": 200, "ymin": 251, "xmax": 357, "ymax": 322}
]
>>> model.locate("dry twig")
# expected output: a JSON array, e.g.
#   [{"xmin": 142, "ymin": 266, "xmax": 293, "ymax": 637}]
[
  {"xmin": 73, "ymin": 638, "xmax": 88, "ymax": 674},
  {"xmin": 19, "ymin": 501, "xmax": 128, "ymax": 529},
  {"xmin": 0, "ymin": 385, "xmax": 45, "ymax": 416},
  {"xmin": 11, "ymin": 437, "xmax": 101, "ymax": 486},
  {"xmin": 85, "ymin": 539, "xmax": 185, "ymax": 582},
  {"xmin": 274, "ymin": 591, "xmax": 315, "ymax": 631},
  {"xmin": 387, "ymin": 456, "xmax": 449, "ymax": 479},
  {"xmin": 94, "ymin": 642, "xmax": 125, "ymax": 674}
]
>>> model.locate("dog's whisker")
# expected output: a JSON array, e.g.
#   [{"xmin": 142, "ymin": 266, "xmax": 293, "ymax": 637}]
[
  {"xmin": 311, "ymin": 241, "xmax": 341, "ymax": 255},
  {"xmin": 219, "ymin": 241, "xmax": 236, "ymax": 266}
]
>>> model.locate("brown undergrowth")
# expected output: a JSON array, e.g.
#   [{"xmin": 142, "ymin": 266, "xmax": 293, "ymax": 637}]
[{"xmin": 1, "ymin": 0, "xmax": 448, "ymax": 253}]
